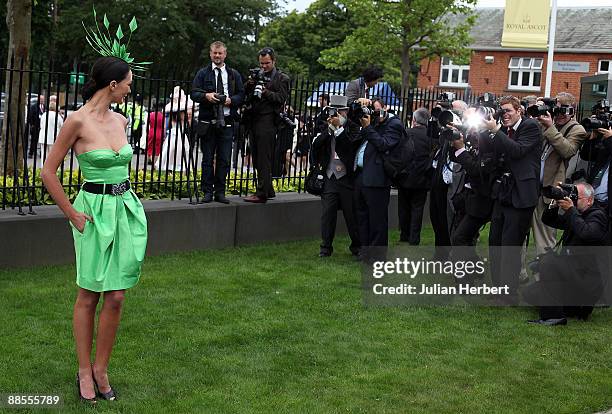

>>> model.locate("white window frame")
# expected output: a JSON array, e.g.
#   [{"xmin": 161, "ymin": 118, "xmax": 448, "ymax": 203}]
[
  {"xmin": 439, "ymin": 57, "xmax": 470, "ymax": 87},
  {"xmin": 508, "ymin": 57, "xmax": 543, "ymax": 92},
  {"xmin": 598, "ymin": 59, "xmax": 611, "ymax": 74}
]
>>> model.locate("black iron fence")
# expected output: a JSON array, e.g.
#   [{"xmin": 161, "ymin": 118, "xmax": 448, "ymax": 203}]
[{"xmin": 1, "ymin": 57, "xmax": 492, "ymax": 213}]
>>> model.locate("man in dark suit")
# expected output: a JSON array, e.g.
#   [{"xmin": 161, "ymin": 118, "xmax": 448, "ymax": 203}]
[
  {"xmin": 523, "ymin": 183, "xmax": 608, "ymax": 325},
  {"xmin": 483, "ymin": 95, "xmax": 542, "ymax": 300},
  {"xmin": 579, "ymin": 126, "xmax": 612, "ymax": 244},
  {"xmin": 354, "ymin": 99, "xmax": 402, "ymax": 259},
  {"xmin": 243, "ymin": 47, "xmax": 290, "ymax": 204},
  {"xmin": 27, "ymin": 94, "xmax": 45, "ymax": 158},
  {"xmin": 191, "ymin": 41, "xmax": 245, "ymax": 204},
  {"xmin": 396, "ymin": 107, "xmax": 433, "ymax": 245},
  {"xmin": 311, "ymin": 95, "xmax": 361, "ymax": 257},
  {"xmin": 345, "ymin": 66, "xmax": 384, "ymax": 106},
  {"xmin": 449, "ymin": 120, "xmax": 497, "ymax": 265}
]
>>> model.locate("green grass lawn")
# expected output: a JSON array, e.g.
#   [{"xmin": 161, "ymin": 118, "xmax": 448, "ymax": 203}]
[{"xmin": 0, "ymin": 227, "xmax": 611, "ymax": 413}]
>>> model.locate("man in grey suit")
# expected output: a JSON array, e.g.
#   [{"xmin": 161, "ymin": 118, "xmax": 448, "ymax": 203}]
[{"xmin": 345, "ymin": 67, "xmax": 384, "ymax": 106}]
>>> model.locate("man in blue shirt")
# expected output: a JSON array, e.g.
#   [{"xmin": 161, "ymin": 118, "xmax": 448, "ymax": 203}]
[{"xmin": 353, "ymin": 98, "xmax": 402, "ymax": 260}]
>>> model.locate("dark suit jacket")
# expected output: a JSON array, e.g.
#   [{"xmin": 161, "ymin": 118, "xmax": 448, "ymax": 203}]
[
  {"xmin": 450, "ymin": 134, "xmax": 497, "ymax": 218},
  {"xmin": 345, "ymin": 78, "xmax": 367, "ymax": 105},
  {"xmin": 311, "ymin": 120, "xmax": 361, "ymax": 179},
  {"xmin": 28, "ymin": 102, "xmax": 43, "ymax": 130},
  {"xmin": 396, "ymin": 126, "xmax": 433, "ymax": 190},
  {"xmin": 491, "ymin": 116, "xmax": 542, "ymax": 208},
  {"xmin": 359, "ymin": 116, "xmax": 403, "ymax": 187},
  {"xmin": 580, "ymin": 136, "xmax": 612, "ymax": 217},
  {"xmin": 191, "ymin": 65, "xmax": 245, "ymax": 121}
]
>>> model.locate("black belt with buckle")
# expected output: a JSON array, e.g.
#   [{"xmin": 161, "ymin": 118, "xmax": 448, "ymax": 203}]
[{"xmin": 82, "ymin": 180, "xmax": 131, "ymax": 196}]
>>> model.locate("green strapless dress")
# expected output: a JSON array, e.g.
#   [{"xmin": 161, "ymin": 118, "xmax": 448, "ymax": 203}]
[{"xmin": 72, "ymin": 144, "xmax": 147, "ymax": 292}]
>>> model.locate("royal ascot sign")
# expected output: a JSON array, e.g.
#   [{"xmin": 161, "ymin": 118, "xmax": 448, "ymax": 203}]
[{"xmin": 501, "ymin": 0, "xmax": 550, "ymax": 49}]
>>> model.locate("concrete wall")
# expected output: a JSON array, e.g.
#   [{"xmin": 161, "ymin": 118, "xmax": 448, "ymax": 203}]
[{"xmin": 0, "ymin": 192, "xmax": 408, "ymax": 268}]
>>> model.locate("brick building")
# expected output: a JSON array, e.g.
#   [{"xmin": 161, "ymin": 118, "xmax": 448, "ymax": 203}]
[{"xmin": 417, "ymin": 7, "xmax": 612, "ymax": 99}]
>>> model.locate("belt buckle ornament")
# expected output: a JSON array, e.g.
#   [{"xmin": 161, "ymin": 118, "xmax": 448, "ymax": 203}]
[{"xmin": 110, "ymin": 181, "xmax": 128, "ymax": 196}]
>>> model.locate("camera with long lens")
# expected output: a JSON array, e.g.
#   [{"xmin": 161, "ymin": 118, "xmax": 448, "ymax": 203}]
[
  {"xmin": 526, "ymin": 97, "xmax": 556, "ymax": 118},
  {"xmin": 437, "ymin": 109, "xmax": 463, "ymax": 141},
  {"xmin": 278, "ymin": 112, "xmax": 296, "ymax": 128},
  {"xmin": 213, "ymin": 94, "xmax": 226, "ymax": 127},
  {"xmin": 348, "ymin": 101, "xmax": 373, "ymax": 124},
  {"xmin": 542, "ymin": 183, "xmax": 578, "ymax": 202},
  {"xmin": 464, "ymin": 106, "xmax": 497, "ymax": 132},
  {"xmin": 580, "ymin": 100, "xmax": 612, "ymax": 132},
  {"xmin": 581, "ymin": 115, "xmax": 612, "ymax": 131},
  {"xmin": 248, "ymin": 68, "xmax": 270, "ymax": 99}
]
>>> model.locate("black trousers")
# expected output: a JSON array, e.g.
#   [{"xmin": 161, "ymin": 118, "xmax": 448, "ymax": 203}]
[
  {"xmin": 320, "ymin": 175, "xmax": 360, "ymax": 254},
  {"xmin": 488, "ymin": 202, "xmax": 535, "ymax": 296},
  {"xmin": 251, "ymin": 114, "xmax": 277, "ymax": 198},
  {"xmin": 201, "ymin": 123, "xmax": 233, "ymax": 196},
  {"xmin": 452, "ymin": 214, "xmax": 488, "ymax": 246},
  {"xmin": 429, "ymin": 183, "xmax": 451, "ymax": 258},
  {"xmin": 451, "ymin": 214, "xmax": 489, "ymax": 269},
  {"xmin": 354, "ymin": 172, "xmax": 390, "ymax": 250},
  {"xmin": 28, "ymin": 127, "xmax": 39, "ymax": 156},
  {"xmin": 397, "ymin": 187, "xmax": 428, "ymax": 245}
]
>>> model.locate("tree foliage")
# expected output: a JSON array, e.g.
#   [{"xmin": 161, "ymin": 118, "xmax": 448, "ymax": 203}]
[
  {"xmin": 259, "ymin": 0, "xmax": 359, "ymax": 81},
  {"xmin": 15, "ymin": 0, "xmax": 279, "ymax": 75},
  {"xmin": 319, "ymin": 0, "xmax": 477, "ymax": 91}
]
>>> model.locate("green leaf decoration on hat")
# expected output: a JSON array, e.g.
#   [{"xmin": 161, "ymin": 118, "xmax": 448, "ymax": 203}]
[{"xmin": 82, "ymin": 6, "xmax": 152, "ymax": 73}]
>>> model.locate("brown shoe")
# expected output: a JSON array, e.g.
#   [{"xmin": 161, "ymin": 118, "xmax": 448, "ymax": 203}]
[{"xmin": 243, "ymin": 195, "xmax": 267, "ymax": 203}]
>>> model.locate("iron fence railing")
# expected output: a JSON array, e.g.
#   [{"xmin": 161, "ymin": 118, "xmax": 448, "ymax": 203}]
[{"xmin": 1, "ymin": 57, "xmax": 498, "ymax": 213}]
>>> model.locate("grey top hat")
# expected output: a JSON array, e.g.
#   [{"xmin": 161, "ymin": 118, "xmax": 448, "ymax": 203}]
[{"xmin": 329, "ymin": 95, "xmax": 349, "ymax": 109}]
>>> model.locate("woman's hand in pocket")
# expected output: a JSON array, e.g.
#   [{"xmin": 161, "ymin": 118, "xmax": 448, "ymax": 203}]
[{"xmin": 69, "ymin": 210, "xmax": 93, "ymax": 233}]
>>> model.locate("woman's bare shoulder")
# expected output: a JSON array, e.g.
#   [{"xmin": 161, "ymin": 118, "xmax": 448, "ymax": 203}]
[{"xmin": 111, "ymin": 110, "xmax": 128, "ymax": 127}]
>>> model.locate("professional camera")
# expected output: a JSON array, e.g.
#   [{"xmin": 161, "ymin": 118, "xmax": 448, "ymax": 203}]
[
  {"xmin": 580, "ymin": 100, "xmax": 612, "ymax": 131},
  {"xmin": 348, "ymin": 101, "xmax": 373, "ymax": 123},
  {"xmin": 542, "ymin": 183, "xmax": 579, "ymax": 202},
  {"xmin": 581, "ymin": 115, "xmax": 612, "ymax": 131},
  {"xmin": 278, "ymin": 111, "xmax": 296, "ymax": 128},
  {"xmin": 526, "ymin": 97, "xmax": 556, "ymax": 118},
  {"xmin": 248, "ymin": 68, "xmax": 270, "ymax": 99},
  {"xmin": 324, "ymin": 106, "xmax": 338, "ymax": 118},
  {"xmin": 436, "ymin": 109, "xmax": 463, "ymax": 141},
  {"xmin": 211, "ymin": 94, "xmax": 227, "ymax": 127}
]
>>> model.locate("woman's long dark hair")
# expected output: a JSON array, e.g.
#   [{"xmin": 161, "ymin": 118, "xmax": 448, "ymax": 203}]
[{"xmin": 81, "ymin": 57, "xmax": 130, "ymax": 101}]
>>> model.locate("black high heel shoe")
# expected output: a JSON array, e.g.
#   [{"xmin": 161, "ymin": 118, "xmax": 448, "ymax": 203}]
[
  {"xmin": 76, "ymin": 373, "xmax": 97, "ymax": 404},
  {"xmin": 92, "ymin": 375, "xmax": 117, "ymax": 401}
]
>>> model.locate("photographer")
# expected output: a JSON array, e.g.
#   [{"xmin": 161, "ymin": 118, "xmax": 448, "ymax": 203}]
[
  {"xmin": 345, "ymin": 66, "xmax": 384, "ymax": 107},
  {"xmin": 532, "ymin": 92, "xmax": 587, "ymax": 254},
  {"xmin": 579, "ymin": 123, "xmax": 612, "ymax": 243},
  {"xmin": 311, "ymin": 95, "xmax": 361, "ymax": 257},
  {"xmin": 396, "ymin": 107, "xmax": 434, "ymax": 245},
  {"xmin": 449, "ymin": 109, "xmax": 497, "ymax": 261},
  {"xmin": 523, "ymin": 183, "xmax": 608, "ymax": 325},
  {"xmin": 483, "ymin": 96, "xmax": 542, "ymax": 300},
  {"xmin": 243, "ymin": 47, "xmax": 290, "ymax": 203},
  {"xmin": 354, "ymin": 98, "xmax": 402, "ymax": 259},
  {"xmin": 191, "ymin": 41, "xmax": 245, "ymax": 203},
  {"xmin": 429, "ymin": 98, "xmax": 458, "ymax": 260}
]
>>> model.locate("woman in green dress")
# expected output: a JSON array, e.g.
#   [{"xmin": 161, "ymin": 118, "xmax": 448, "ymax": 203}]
[{"xmin": 42, "ymin": 56, "xmax": 147, "ymax": 404}]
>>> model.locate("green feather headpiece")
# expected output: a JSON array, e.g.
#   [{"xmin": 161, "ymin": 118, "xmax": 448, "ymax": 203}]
[{"xmin": 82, "ymin": 7, "xmax": 152, "ymax": 72}]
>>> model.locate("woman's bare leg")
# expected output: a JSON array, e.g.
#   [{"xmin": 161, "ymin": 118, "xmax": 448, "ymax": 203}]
[
  {"xmin": 93, "ymin": 290, "xmax": 125, "ymax": 393},
  {"xmin": 73, "ymin": 288, "xmax": 100, "ymax": 399}
]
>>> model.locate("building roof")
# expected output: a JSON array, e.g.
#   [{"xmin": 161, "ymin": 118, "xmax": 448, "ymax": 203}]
[{"xmin": 467, "ymin": 7, "xmax": 612, "ymax": 52}]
